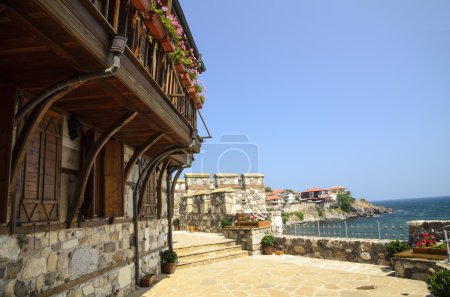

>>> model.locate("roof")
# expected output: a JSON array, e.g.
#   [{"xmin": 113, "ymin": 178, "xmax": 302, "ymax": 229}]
[
  {"xmin": 266, "ymin": 196, "xmax": 282, "ymax": 201},
  {"xmin": 329, "ymin": 186, "xmax": 346, "ymax": 190},
  {"xmin": 271, "ymin": 190, "xmax": 284, "ymax": 194},
  {"xmin": 303, "ymin": 188, "xmax": 325, "ymax": 193}
]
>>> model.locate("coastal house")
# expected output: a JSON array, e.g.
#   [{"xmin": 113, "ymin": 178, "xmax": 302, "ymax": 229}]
[
  {"xmin": 0, "ymin": 0, "xmax": 207, "ymax": 295},
  {"xmin": 266, "ymin": 190, "xmax": 284, "ymax": 209},
  {"xmin": 300, "ymin": 188, "xmax": 330, "ymax": 203},
  {"xmin": 281, "ymin": 191, "xmax": 296, "ymax": 204},
  {"xmin": 328, "ymin": 185, "xmax": 349, "ymax": 200}
]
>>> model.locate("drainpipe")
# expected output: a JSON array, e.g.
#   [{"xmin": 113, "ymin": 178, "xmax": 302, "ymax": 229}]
[{"xmin": 14, "ymin": 34, "xmax": 128, "ymax": 124}]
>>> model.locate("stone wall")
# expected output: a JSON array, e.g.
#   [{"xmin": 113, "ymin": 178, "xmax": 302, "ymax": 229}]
[
  {"xmin": 274, "ymin": 236, "xmax": 391, "ymax": 265},
  {"xmin": 393, "ymin": 257, "xmax": 449, "ymax": 281},
  {"xmin": 222, "ymin": 227, "xmax": 272, "ymax": 253},
  {"xmin": 408, "ymin": 220, "xmax": 450, "ymax": 243},
  {"xmin": 0, "ymin": 219, "xmax": 167, "ymax": 297}
]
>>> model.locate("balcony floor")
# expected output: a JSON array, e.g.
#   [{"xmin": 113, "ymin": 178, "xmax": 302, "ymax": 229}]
[{"xmin": 135, "ymin": 254, "xmax": 428, "ymax": 297}]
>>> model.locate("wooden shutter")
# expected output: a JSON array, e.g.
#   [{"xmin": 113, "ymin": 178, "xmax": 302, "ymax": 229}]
[
  {"xmin": 101, "ymin": 139, "xmax": 124, "ymax": 218},
  {"xmin": 16, "ymin": 111, "xmax": 62, "ymax": 223}
]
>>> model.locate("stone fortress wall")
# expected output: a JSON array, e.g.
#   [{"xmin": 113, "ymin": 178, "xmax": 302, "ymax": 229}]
[{"xmin": 175, "ymin": 173, "xmax": 267, "ymax": 232}]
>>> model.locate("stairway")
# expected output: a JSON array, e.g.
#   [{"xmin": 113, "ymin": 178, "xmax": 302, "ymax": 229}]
[{"xmin": 175, "ymin": 238, "xmax": 249, "ymax": 269}]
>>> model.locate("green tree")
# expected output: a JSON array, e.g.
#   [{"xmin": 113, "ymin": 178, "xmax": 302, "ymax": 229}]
[
  {"xmin": 265, "ymin": 187, "xmax": 272, "ymax": 192},
  {"xmin": 337, "ymin": 193, "xmax": 355, "ymax": 213}
]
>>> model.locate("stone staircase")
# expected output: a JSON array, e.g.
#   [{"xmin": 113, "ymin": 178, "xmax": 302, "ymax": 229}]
[{"xmin": 175, "ymin": 238, "xmax": 249, "ymax": 269}]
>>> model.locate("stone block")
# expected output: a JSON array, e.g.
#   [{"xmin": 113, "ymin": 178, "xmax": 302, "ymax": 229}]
[
  {"xmin": 118, "ymin": 266, "xmax": 131, "ymax": 288},
  {"xmin": 0, "ymin": 237, "xmax": 20, "ymax": 260},
  {"xmin": 22, "ymin": 258, "xmax": 47, "ymax": 279},
  {"xmin": 69, "ymin": 247, "xmax": 99, "ymax": 280},
  {"xmin": 62, "ymin": 238, "xmax": 78, "ymax": 250}
]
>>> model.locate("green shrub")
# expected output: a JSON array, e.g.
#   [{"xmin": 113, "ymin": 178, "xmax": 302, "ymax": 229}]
[
  {"xmin": 261, "ymin": 234, "xmax": 276, "ymax": 247},
  {"xmin": 316, "ymin": 207, "xmax": 324, "ymax": 217},
  {"xmin": 385, "ymin": 240, "xmax": 410, "ymax": 257},
  {"xmin": 172, "ymin": 218, "xmax": 180, "ymax": 226},
  {"xmin": 427, "ymin": 269, "xmax": 450, "ymax": 297},
  {"xmin": 161, "ymin": 250, "xmax": 178, "ymax": 263},
  {"xmin": 337, "ymin": 193, "xmax": 355, "ymax": 213},
  {"xmin": 220, "ymin": 218, "xmax": 232, "ymax": 227},
  {"xmin": 293, "ymin": 211, "xmax": 304, "ymax": 221},
  {"xmin": 281, "ymin": 212, "xmax": 290, "ymax": 224}
]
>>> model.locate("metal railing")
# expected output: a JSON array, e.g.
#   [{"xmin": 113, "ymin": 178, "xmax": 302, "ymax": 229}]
[
  {"xmin": 284, "ymin": 221, "xmax": 408, "ymax": 241},
  {"xmin": 90, "ymin": 0, "xmax": 197, "ymax": 128},
  {"xmin": 435, "ymin": 225, "xmax": 450, "ymax": 263}
]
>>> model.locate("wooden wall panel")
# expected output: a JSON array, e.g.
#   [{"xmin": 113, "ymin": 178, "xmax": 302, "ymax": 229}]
[{"xmin": 102, "ymin": 139, "xmax": 124, "ymax": 218}]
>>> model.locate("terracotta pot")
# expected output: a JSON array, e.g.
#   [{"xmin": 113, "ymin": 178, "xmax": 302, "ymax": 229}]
[
  {"xmin": 413, "ymin": 247, "xmax": 447, "ymax": 256},
  {"xmin": 173, "ymin": 225, "xmax": 180, "ymax": 231},
  {"xmin": 275, "ymin": 250, "xmax": 284, "ymax": 256},
  {"xmin": 175, "ymin": 64, "xmax": 187, "ymax": 74},
  {"xmin": 131, "ymin": 0, "xmax": 150, "ymax": 11},
  {"xmin": 161, "ymin": 35, "xmax": 176, "ymax": 53},
  {"xmin": 188, "ymin": 226, "xmax": 196, "ymax": 233},
  {"xmin": 144, "ymin": 12, "xmax": 166, "ymax": 40},
  {"xmin": 180, "ymin": 73, "xmax": 192, "ymax": 87},
  {"xmin": 263, "ymin": 246, "xmax": 274, "ymax": 255},
  {"xmin": 162, "ymin": 262, "xmax": 177, "ymax": 274},
  {"xmin": 188, "ymin": 86, "xmax": 197, "ymax": 100}
]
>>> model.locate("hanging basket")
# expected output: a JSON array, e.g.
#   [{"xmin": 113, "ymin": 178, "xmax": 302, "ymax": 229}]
[{"xmin": 144, "ymin": 12, "xmax": 166, "ymax": 41}]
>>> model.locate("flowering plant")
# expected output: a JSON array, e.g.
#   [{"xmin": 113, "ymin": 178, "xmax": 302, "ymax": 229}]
[
  {"xmin": 415, "ymin": 233, "xmax": 444, "ymax": 248},
  {"xmin": 235, "ymin": 213, "xmax": 267, "ymax": 223}
]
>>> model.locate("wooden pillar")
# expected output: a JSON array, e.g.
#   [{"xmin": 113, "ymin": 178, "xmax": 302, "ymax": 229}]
[{"xmin": 0, "ymin": 82, "xmax": 15, "ymax": 223}]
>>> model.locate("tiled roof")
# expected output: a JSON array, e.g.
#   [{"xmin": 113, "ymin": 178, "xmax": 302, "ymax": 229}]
[
  {"xmin": 303, "ymin": 188, "xmax": 325, "ymax": 192},
  {"xmin": 329, "ymin": 185, "xmax": 346, "ymax": 190}
]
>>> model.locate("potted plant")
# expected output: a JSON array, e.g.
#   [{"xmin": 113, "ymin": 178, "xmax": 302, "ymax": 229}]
[
  {"xmin": 426, "ymin": 269, "xmax": 450, "ymax": 297},
  {"xmin": 413, "ymin": 233, "xmax": 447, "ymax": 256},
  {"xmin": 144, "ymin": 11, "xmax": 167, "ymax": 40},
  {"xmin": 173, "ymin": 218, "xmax": 180, "ymax": 231},
  {"xmin": 161, "ymin": 35, "xmax": 176, "ymax": 53},
  {"xmin": 131, "ymin": 0, "xmax": 150, "ymax": 11},
  {"xmin": 139, "ymin": 273, "xmax": 156, "ymax": 287},
  {"xmin": 161, "ymin": 250, "xmax": 178, "ymax": 274},
  {"xmin": 180, "ymin": 73, "xmax": 192, "ymax": 87},
  {"xmin": 235, "ymin": 213, "xmax": 271, "ymax": 228},
  {"xmin": 261, "ymin": 234, "xmax": 276, "ymax": 255},
  {"xmin": 220, "ymin": 218, "xmax": 232, "ymax": 228}
]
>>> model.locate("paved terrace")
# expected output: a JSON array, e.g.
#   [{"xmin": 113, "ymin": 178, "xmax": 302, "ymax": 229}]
[{"xmin": 135, "ymin": 232, "xmax": 430, "ymax": 297}]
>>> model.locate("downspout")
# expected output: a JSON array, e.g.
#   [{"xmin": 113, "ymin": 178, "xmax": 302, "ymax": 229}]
[{"xmin": 14, "ymin": 34, "xmax": 128, "ymax": 124}]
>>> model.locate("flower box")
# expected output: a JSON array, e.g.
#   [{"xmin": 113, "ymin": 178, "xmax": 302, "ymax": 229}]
[
  {"xmin": 175, "ymin": 64, "xmax": 187, "ymax": 74},
  {"xmin": 412, "ymin": 247, "xmax": 447, "ymax": 256},
  {"xmin": 139, "ymin": 274, "xmax": 156, "ymax": 287},
  {"xmin": 161, "ymin": 35, "xmax": 175, "ymax": 53},
  {"xmin": 188, "ymin": 86, "xmax": 197, "ymax": 100},
  {"xmin": 131, "ymin": 0, "xmax": 150, "ymax": 11},
  {"xmin": 179, "ymin": 73, "xmax": 192, "ymax": 87},
  {"xmin": 235, "ymin": 221, "xmax": 271, "ymax": 228},
  {"xmin": 144, "ymin": 12, "xmax": 166, "ymax": 41}
]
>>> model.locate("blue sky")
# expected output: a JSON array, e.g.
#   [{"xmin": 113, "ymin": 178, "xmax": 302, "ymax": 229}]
[{"xmin": 180, "ymin": 0, "xmax": 450, "ymax": 200}]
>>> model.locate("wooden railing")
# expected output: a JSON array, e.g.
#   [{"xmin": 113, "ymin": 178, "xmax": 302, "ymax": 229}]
[{"xmin": 90, "ymin": 0, "xmax": 197, "ymax": 129}]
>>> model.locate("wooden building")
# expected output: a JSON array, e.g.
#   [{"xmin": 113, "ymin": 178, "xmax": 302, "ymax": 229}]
[{"xmin": 0, "ymin": 0, "xmax": 207, "ymax": 295}]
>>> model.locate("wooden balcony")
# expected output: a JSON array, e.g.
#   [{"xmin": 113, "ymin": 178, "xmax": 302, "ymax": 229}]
[{"xmin": 0, "ymin": 0, "xmax": 203, "ymax": 156}]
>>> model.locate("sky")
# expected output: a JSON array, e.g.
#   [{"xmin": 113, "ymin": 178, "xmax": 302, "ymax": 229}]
[{"xmin": 180, "ymin": 0, "xmax": 450, "ymax": 200}]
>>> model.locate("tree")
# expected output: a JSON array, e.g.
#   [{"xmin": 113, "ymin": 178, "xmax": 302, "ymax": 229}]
[
  {"xmin": 265, "ymin": 187, "xmax": 272, "ymax": 192},
  {"xmin": 337, "ymin": 193, "xmax": 355, "ymax": 213}
]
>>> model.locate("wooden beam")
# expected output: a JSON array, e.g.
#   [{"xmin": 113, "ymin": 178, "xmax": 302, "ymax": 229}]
[
  {"xmin": 156, "ymin": 159, "xmax": 170, "ymax": 219},
  {"xmin": 10, "ymin": 82, "xmax": 84, "ymax": 191},
  {"xmin": 0, "ymin": 82, "xmax": 15, "ymax": 223},
  {"xmin": 66, "ymin": 111, "xmax": 137, "ymax": 228},
  {"xmin": 123, "ymin": 132, "xmax": 164, "ymax": 183},
  {"xmin": 168, "ymin": 165, "xmax": 183, "ymax": 250}
]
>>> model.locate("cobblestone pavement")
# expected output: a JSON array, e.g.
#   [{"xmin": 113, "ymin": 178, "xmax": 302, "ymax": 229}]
[{"xmin": 139, "ymin": 254, "xmax": 430, "ymax": 297}]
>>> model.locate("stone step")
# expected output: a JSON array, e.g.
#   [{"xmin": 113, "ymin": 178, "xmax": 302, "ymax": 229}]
[
  {"xmin": 177, "ymin": 250, "xmax": 249, "ymax": 270},
  {"xmin": 174, "ymin": 239, "xmax": 237, "ymax": 253},
  {"xmin": 177, "ymin": 245, "xmax": 243, "ymax": 261}
]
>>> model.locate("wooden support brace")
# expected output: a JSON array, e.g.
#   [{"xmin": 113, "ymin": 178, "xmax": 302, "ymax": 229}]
[
  {"xmin": 10, "ymin": 83, "xmax": 84, "ymax": 191},
  {"xmin": 156, "ymin": 159, "xmax": 170, "ymax": 219},
  {"xmin": 66, "ymin": 111, "xmax": 137, "ymax": 228},
  {"xmin": 123, "ymin": 132, "xmax": 163, "ymax": 184}
]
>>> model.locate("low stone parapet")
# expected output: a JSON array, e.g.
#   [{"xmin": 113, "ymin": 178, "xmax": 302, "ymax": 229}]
[
  {"xmin": 274, "ymin": 235, "xmax": 391, "ymax": 265},
  {"xmin": 222, "ymin": 226, "xmax": 272, "ymax": 253},
  {"xmin": 393, "ymin": 257, "xmax": 448, "ymax": 281},
  {"xmin": 408, "ymin": 220, "xmax": 450, "ymax": 243}
]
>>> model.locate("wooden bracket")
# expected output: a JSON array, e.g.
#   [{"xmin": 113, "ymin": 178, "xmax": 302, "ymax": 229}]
[
  {"xmin": 155, "ymin": 159, "xmax": 170, "ymax": 219},
  {"xmin": 10, "ymin": 83, "xmax": 84, "ymax": 191},
  {"xmin": 123, "ymin": 132, "xmax": 163, "ymax": 184},
  {"xmin": 66, "ymin": 111, "xmax": 137, "ymax": 228}
]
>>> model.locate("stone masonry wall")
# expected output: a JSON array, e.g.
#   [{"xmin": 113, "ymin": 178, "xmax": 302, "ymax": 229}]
[
  {"xmin": 222, "ymin": 227, "xmax": 273, "ymax": 253},
  {"xmin": 408, "ymin": 220, "xmax": 450, "ymax": 243},
  {"xmin": 274, "ymin": 236, "xmax": 391, "ymax": 266},
  {"xmin": 0, "ymin": 219, "xmax": 167, "ymax": 297},
  {"xmin": 392, "ymin": 257, "xmax": 449, "ymax": 281}
]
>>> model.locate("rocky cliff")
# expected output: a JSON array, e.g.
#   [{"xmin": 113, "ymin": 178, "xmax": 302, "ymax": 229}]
[{"xmin": 284, "ymin": 200, "xmax": 393, "ymax": 224}]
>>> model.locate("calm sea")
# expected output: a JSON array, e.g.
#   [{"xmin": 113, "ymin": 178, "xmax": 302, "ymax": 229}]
[{"xmin": 284, "ymin": 196, "xmax": 450, "ymax": 240}]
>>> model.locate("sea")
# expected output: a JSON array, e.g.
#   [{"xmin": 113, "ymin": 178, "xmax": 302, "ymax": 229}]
[{"xmin": 284, "ymin": 196, "xmax": 450, "ymax": 240}]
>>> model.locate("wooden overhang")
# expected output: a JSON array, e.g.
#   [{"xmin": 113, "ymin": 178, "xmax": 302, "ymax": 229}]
[{"xmin": 0, "ymin": 0, "xmax": 200, "ymax": 160}]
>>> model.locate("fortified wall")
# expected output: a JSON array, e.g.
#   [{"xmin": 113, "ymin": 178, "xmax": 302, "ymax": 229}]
[{"xmin": 175, "ymin": 173, "xmax": 267, "ymax": 232}]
